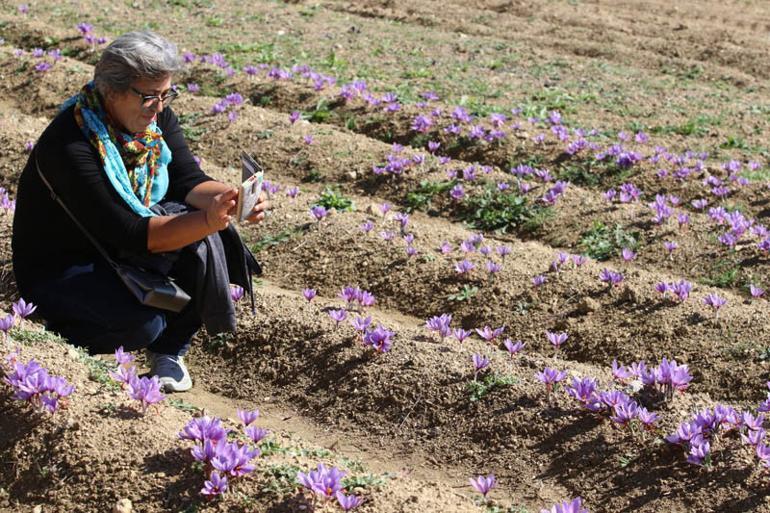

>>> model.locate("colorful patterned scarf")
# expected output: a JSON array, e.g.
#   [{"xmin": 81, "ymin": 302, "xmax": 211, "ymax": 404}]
[{"xmin": 62, "ymin": 81, "xmax": 170, "ymax": 217}]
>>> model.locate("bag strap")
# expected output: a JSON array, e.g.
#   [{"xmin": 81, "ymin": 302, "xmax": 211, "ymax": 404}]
[{"xmin": 33, "ymin": 150, "xmax": 121, "ymax": 272}]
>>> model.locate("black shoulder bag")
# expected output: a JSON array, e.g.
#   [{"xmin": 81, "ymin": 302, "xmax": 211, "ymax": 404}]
[{"xmin": 34, "ymin": 152, "xmax": 192, "ymax": 313}]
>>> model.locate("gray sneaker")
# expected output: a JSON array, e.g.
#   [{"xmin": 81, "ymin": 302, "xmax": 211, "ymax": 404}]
[{"xmin": 147, "ymin": 351, "xmax": 193, "ymax": 392}]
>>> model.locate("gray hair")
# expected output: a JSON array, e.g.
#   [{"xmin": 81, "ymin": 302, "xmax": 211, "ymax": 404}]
[{"xmin": 94, "ymin": 31, "xmax": 182, "ymax": 95}]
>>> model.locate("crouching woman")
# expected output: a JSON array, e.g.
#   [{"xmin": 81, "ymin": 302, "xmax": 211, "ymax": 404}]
[{"xmin": 11, "ymin": 31, "xmax": 267, "ymax": 392}]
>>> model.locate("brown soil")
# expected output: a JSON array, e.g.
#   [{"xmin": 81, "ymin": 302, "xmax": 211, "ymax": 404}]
[{"xmin": 2, "ymin": 1, "xmax": 770, "ymax": 512}]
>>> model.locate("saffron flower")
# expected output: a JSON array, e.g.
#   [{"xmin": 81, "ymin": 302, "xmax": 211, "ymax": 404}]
[
  {"xmin": 537, "ymin": 368, "xmax": 566, "ymax": 393},
  {"xmin": 360, "ymin": 220, "xmax": 374, "ymax": 233},
  {"xmin": 303, "ymin": 135, "xmax": 314, "ymax": 145},
  {"xmin": 179, "ymin": 416, "xmax": 229, "ymax": 443},
  {"xmin": 245, "ymin": 425, "xmax": 269, "ymax": 444},
  {"xmin": 540, "ymin": 497, "xmax": 589, "ymax": 513},
  {"xmin": 310, "ymin": 205, "xmax": 328, "ymax": 221},
  {"xmin": 546, "ymin": 331, "xmax": 568, "ymax": 350},
  {"xmin": 126, "ymin": 375, "xmax": 165, "ymax": 414},
  {"xmin": 0, "ymin": 314, "xmax": 16, "ymax": 340},
  {"xmin": 297, "ymin": 464, "xmax": 347, "ymax": 499},
  {"xmin": 200, "ymin": 470, "xmax": 228, "ymax": 497},
  {"xmin": 302, "ymin": 288, "xmax": 317, "ymax": 302},
  {"xmin": 702, "ymin": 293, "xmax": 727, "ymax": 318},
  {"xmin": 454, "ymin": 260, "xmax": 475, "ymax": 274},
  {"xmin": 336, "ymin": 491, "xmax": 364, "ymax": 511},
  {"xmin": 12, "ymin": 298, "xmax": 36, "ymax": 319},
  {"xmin": 532, "ymin": 275, "xmax": 547, "ymax": 288},
  {"xmin": 599, "ymin": 269, "xmax": 624, "ymax": 287},
  {"xmin": 289, "ymin": 111, "xmax": 301, "ymax": 124},
  {"xmin": 237, "ymin": 409, "xmax": 259, "ymax": 426},
  {"xmin": 621, "ymin": 248, "xmax": 636, "ymax": 261},
  {"xmin": 363, "ymin": 325, "xmax": 395, "ymax": 353},
  {"xmin": 230, "ymin": 285, "xmax": 244, "ymax": 302},
  {"xmin": 113, "ymin": 346, "xmax": 134, "ymax": 366},
  {"xmin": 475, "ymin": 325, "xmax": 504, "ymax": 342},
  {"xmin": 327, "ymin": 309, "xmax": 347, "ymax": 326},
  {"xmin": 426, "ymin": 314, "xmax": 453, "ymax": 341},
  {"xmin": 453, "ymin": 328, "xmax": 472, "ymax": 343},
  {"xmin": 750, "ymin": 284, "xmax": 765, "ymax": 298},
  {"xmin": 472, "ymin": 354, "xmax": 491, "ymax": 379},
  {"xmin": 503, "ymin": 339, "xmax": 524, "ymax": 357},
  {"xmin": 469, "ymin": 474, "xmax": 496, "ymax": 497}
]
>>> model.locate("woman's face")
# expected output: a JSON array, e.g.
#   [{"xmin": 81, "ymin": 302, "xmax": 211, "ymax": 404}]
[{"xmin": 106, "ymin": 74, "xmax": 172, "ymax": 134}]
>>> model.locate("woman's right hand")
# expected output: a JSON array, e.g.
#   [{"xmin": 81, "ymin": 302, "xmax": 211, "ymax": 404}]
[{"xmin": 205, "ymin": 188, "xmax": 238, "ymax": 231}]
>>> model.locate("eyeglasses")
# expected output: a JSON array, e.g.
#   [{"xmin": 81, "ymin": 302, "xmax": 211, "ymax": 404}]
[{"xmin": 130, "ymin": 86, "xmax": 179, "ymax": 109}]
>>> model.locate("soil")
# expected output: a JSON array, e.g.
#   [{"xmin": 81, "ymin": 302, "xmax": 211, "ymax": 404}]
[{"xmin": 1, "ymin": 1, "xmax": 770, "ymax": 512}]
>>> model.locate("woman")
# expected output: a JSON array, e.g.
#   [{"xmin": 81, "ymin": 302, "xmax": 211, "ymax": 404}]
[{"xmin": 11, "ymin": 31, "xmax": 267, "ymax": 392}]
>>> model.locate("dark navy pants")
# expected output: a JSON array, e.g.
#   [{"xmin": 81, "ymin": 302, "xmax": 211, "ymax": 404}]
[{"xmin": 25, "ymin": 260, "xmax": 201, "ymax": 356}]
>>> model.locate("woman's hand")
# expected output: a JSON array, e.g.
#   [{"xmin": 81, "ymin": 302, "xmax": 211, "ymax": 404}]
[
  {"xmin": 245, "ymin": 192, "xmax": 270, "ymax": 224},
  {"xmin": 206, "ymin": 188, "xmax": 238, "ymax": 231}
]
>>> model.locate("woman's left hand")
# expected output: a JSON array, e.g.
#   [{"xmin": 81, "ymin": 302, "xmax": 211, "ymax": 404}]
[{"xmin": 245, "ymin": 192, "xmax": 270, "ymax": 224}]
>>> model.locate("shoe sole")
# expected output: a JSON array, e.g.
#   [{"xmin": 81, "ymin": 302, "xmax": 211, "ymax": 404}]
[{"xmin": 157, "ymin": 375, "xmax": 193, "ymax": 393}]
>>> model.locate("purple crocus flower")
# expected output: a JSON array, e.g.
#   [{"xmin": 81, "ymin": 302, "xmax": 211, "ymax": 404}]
[
  {"xmin": 453, "ymin": 328, "xmax": 472, "ymax": 343},
  {"xmin": 126, "ymin": 375, "xmax": 165, "ymax": 414},
  {"xmin": 108, "ymin": 364, "xmax": 136, "ymax": 387},
  {"xmin": 18, "ymin": 4, "xmax": 29, "ymax": 14},
  {"xmin": 0, "ymin": 314, "xmax": 16, "ymax": 338},
  {"xmin": 310, "ymin": 205, "xmax": 328, "ymax": 221},
  {"xmin": 426, "ymin": 314, "xmax": 453, "ymax": 340},
  {"xmin": 663, "ymin": 241, "xmax": 678, "ymax": 255},
  {"xmin": 472, "ymin": 354, "xmax": 491, "ymax": 378},
  {"xmin": 34, "ymin": 62, "xmax": 52, "ymax": 73},
  {"xmin": 750, "ymin": 285, "xmax": 765, "ymax": 298},
  {"xmin": 454, "ymin": 260, "xmax": 475, "ymax": 274},
  {"xmin": 200, "ymin": 470, "xmax": 228, "ymax": 496},
  {"xmin": 336, "ymin": 491, "xmax": 364, "ymax": 511},
  {"xmin": 289, "ymin": 111, "xmax": 301, "ymax": 124},
  {"xmin": 540, "ymin": 498, "xmax": 588, "ymax": 513},
  {"xmin": 230, "ymin": 285, "xmax": 244, "ymax": 302},
  {"xmin": 12, "ymin": 298, "xmax": 36, "ymax": 319},
  {"xmin": 351, "ymin": 316, "xmax": 372, "ymax": 332},
  {"xmin": 179, "ymin": 416, "xmax": 229, "ymax": 443},
  {"xmin": 237, "ymin": 409, "xmax": 259, "ymax": 426},
  {"xmin": 303, "ymin": 135, "xmax": 314, "ymax": 145},
  {"xmin": 621, "ymin": 248, "xmax": 636, "ymax": 261},
  {"xmin": 475, "ymin": 325, "xmax": 504, "ymax": 342},
  {"xmin": 469, "ymin": 474, "xmax": 496, "ymax": 497},
  {"xmin": 702, "ymin": 293, "xmax": 727, "ymax": 318},
  {"xmin": 611, "ymin": 360, "xmax": 631, "ymax": 382},
  {"xmin": 363, "ymin": 325, "xmax": 395, "ymax": 353},
  {"xmin": 532, "ymin": 275, "xmax": 547, "ymax": 288},
  {"xmin": 186, "ymin": 82, "xmax": 200, "ymax": 93},
  {"xmin": 360, "ymin": 220, "xmax": 374, "ymax": 233},
  {"xmin": 328, "ymin": 309, "xmax": 347, "ymax": 326},
  {"xmin": 546, "ymin": 331, "xmax": 568, "ymax": 350},
  {"xmin": 113, "ymin": 346, "xmax": 134, "ymax": 366},
  {"xmin": 537, "ymin": 368, "xmax": 566, "ymax": 393},
  {"xmin": 599, "ymin": 268, "xmax": 624, "ymax": 287},
  {"xmin": 302, "ymin": 288, "xmax": 317, "ymax": 302},
  {"xmin": 497, "ymin": 245, "xmax": 512, "ymax": 259},
  {"xmin": 245, "ymin": 425, "xmax": 269, "ymax": 444},
  {"xmin": 503, "ymin": 339, "xmax": 524, "ymax": 357},
  {"xmin": 485, "ymin": 261, "xmax": 502, "ymax": 275},
  {"xmin": 297, "ymin": 464, "xmax": 347, "ymax": 498}
]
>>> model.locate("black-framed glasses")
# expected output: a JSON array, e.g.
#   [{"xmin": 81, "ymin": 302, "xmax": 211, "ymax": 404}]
[{"xmin": 130, "ymin": 86, "xmax": 179, "ymax": 109}]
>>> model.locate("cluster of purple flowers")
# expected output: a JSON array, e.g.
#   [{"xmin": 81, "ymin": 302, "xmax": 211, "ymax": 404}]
[
  {"xmin": 2, "ymin": 352, "xmax": 75, "ymax": 414},
  {"xmin": 565, "ymin": 376, "xmax": 657, "ymax": 430},
  {"xmin": 372, "ymin": 144, "xmax": 426, "ymax": 176},
  {"xmin": 655, "ymin": 280, "xmax": 693, "ymax": 303},
  {"xmin": 598, "ymin": 268, "xmax": 624, "ymax": 288},
  {"xmin": 179, "ymin": 411, "xmax": 266, "ymax": 497},
  {"xmin": 666, "ymin": 405, "xmax": 742, "ymax": 466},
  {"xmin": 211, "ymin": 92, "xmax": 245, "ymax": 123},
  {"xmin": 13, "ymin": 45, "xmax": 62, "ymax": 73},
  {"xmin": 0, "ymin": 187, "xmax": 16, "ymax": 214},
  {"xmin": 612, "ymin": 357, "xmax": 693, "ymax": 398},
  {"xmin": 540, "ymin": 497, "xmax": 589, "ymax": 513},
  {"xmin": 297, "ymin": 464, "xmax": 363, "ymax": 510},
  {"xmin": 604, "ymin": 182, "xmax": 642, "ymax": 204},
  {"xmin": 108, "ymin": 347, "xmax": 165, "ymax": 414},
  {"xmin": 76, "ymin": 23, "xmax": 108, "ymax": 48},
  {"xmin": 338, "ymin": 285, "xmax": 376, "ymax": 309}
]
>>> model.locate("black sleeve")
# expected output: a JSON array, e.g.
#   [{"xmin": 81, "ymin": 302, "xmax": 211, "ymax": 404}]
[
  {"xmin": 160, "ymin": 107, "xmax": 215, "ymax": 202},
  {"xmin": 40, "ymin": 125, "xmax": 151, "ymax": 254}
]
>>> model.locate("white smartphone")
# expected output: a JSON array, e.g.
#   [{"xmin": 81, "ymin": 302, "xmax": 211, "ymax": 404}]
[{"xmin": 236, "ymin": 152, "xmax": 264, "ymax": 223}]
